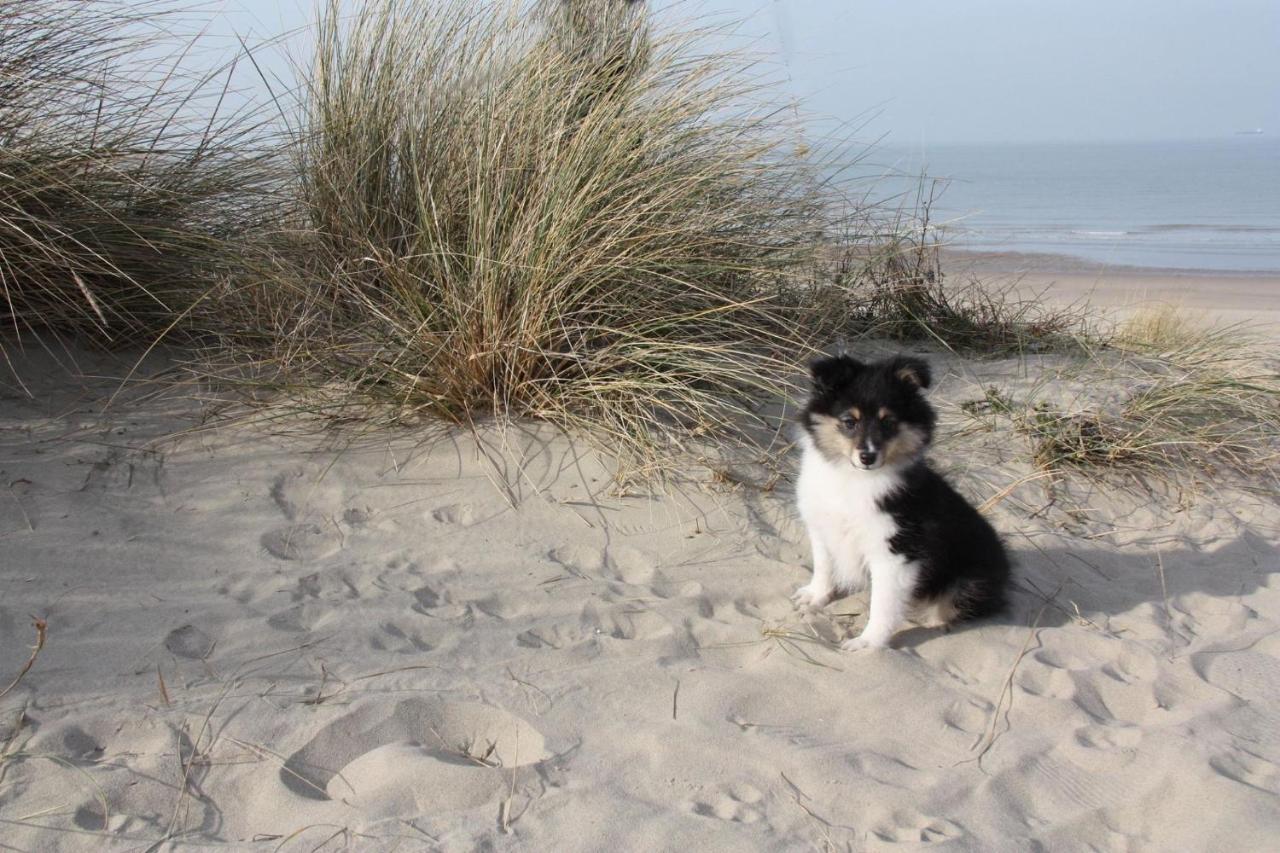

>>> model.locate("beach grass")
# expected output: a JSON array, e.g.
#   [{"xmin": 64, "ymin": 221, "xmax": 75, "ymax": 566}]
[
  {"xmin": 1016, "ymin": 307, "xmax": 1280, "ymax": 481},
  {"xmin": 198, "ymin": 0, "xmax": 842, "ymax": 470},
  {"xmin": 0, "ymin": 0, "xmax": 280, "ymax": 351}
]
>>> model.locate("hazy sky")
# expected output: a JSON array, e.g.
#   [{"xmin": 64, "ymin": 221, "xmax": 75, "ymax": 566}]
[{"xmin": 208, "ymin": 0, "xmax": 1280, "ymax": 145}]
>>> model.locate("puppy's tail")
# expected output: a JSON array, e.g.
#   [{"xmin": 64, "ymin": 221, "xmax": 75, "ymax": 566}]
[{"xmin": 949, "ymin": 576, "xmax": 1009, "ymax": 622}]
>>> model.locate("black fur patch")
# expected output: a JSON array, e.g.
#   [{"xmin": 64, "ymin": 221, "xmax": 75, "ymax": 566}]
[{"xmin": 878, "ymin": 462, "xmax": 1011, "ymax": 620}]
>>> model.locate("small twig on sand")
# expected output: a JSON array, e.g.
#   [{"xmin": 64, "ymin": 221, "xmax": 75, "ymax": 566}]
[
  {"xmin": 1154, "ymin": 550, "xmax": 1172, "ymax": 621},
  {"xmin": 506, "ymin": 666, "xmax": 552, "ymax": 715},
  {"xmin": 966, "ymin": 600, "xmax": 1051, "ymax": 770},
  {"xmin": 499, "ymin": 726, "xmax": 520, "ymax": 834},
  {"xmin": 7, "ymin": 481, "xmax": 33, "ymax": 532},
  {"xmin": 164, "ymin": 680, "xmax": 234, "ymax": 840},
  {"xmin": 0, "ymin": 617, "xmax": 47, "ymax": 700},
  {"xmin": 780, "ymin": 771, "xmax": 839, "ymax": 850},
  {"xmin": 671, "ymin": 679, "xmax": 680, "ymax": 721},
  {"xmin": 304, "ymin": 662, "xmax": 344, "ymax": 705},
  {"xmin": 157, "ymin": 665, "xmax": 172, "ymax": 707}
]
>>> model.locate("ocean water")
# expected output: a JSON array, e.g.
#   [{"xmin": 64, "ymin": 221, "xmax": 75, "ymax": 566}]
[{"xmin": 867, "ymin": 138, "xmax": 1280, "ymax": 272}]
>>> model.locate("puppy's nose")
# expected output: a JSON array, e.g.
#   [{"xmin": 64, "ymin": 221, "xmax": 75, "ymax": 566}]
[{"xmin": 859, "ymin": 450, "xmax": 878, "ymax": 466}]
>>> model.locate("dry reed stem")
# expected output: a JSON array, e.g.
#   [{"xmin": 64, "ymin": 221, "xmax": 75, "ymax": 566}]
[{"xmin": 0, "ymin": 617, "xmax": 47, "ymax": 701}]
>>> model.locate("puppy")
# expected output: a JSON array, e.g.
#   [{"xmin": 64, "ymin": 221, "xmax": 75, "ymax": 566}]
[{"xmin": 793, "ymin": 353, "xmax": 1010, "ymax": 649}]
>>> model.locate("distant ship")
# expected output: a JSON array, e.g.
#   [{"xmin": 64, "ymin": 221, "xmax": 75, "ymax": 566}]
[{"xmin": 1235, "ymin": 128, "xmax": 1264, "ymax": 135}]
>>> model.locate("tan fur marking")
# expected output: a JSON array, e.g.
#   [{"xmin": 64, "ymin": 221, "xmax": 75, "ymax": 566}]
[
  {"xmin": 934, "ymin": 595, "xmax": 960, "ymax": 625},
  {"xmin": 849, "ymin": 406, "xmax": 861, "ymax": 420},
  {"xmin": 810, "ymin": 414, "xmax": 855, "ymax": 463},
  {"xmin": 895, "ymin": 366, "xmax": 922, "ymax": 386},
  {"xmin": 882, "ymin": 424, "xmax": 926, "ymax": 465},
  {"xmin": 878, "ymin": 406, "xmax": 892, "ymax": 420}
]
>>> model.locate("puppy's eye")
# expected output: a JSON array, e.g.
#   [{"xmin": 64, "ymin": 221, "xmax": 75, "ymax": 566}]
[
  {"xmin": 839, "ymin": 415, "xmax": 858, "ymax": 430},
  {"xmin": 881, "ymin": 415, "xmax": 896, "ymax": 428}
]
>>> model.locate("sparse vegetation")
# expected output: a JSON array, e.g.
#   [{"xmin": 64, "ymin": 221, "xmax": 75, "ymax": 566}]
[
  {"xmin": 962, "ymin": 306, "xmax": 1280, "ymax": 481},
  {"xmin": 1016, "ymin": 308, "xmax": 1280, "ymax": 481},
  {"xmin": 803, "ymin": 184, "xmax": 1091, "ymax": 355}
]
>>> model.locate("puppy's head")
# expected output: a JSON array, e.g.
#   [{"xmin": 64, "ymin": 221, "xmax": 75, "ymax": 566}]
[{"xmin": 802, "ymin": 354, "xmax": 935, "ymax": 471}]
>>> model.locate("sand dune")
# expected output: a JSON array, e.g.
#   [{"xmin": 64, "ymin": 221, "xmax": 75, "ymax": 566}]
[{"xmin": 1, "ymin": 345, "xmax": 1278, "ymax": 850}]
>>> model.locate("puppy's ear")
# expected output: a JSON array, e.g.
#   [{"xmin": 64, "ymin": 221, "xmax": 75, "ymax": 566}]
[
  {"xmin": 809, "ymin": 354, "xmax": 861, "ymax": 393},
  {"xmin": 890, "ymin": 355, "xmax": 931, "ymax": 390}
]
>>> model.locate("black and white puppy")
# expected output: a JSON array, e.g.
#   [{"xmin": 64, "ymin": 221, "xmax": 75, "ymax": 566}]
[{"xmin": 793, "ymin": 354, "xmax": 1010, "ymax": 649}]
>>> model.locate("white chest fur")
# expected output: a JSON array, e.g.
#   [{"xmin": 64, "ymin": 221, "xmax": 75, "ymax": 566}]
[{"xmin": 795, "ymin": 434, "xmax": 903, "ymax": 589}]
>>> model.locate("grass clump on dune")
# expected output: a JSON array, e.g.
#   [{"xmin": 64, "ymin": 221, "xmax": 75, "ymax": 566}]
[
  {"xmin": 807, "ymin": 189, "xmax": 1089, "ymax": 356},
  {"xmin": 0, "ymin": 0, "xmax": 279, "ymax": 350},
  {"xmin": 212, "ymin": 0, "xmax": 831, "ymax": 465},
  {"xmin": 1018, "ymin": 308, "xmax": 1280, "ymax": 481}
]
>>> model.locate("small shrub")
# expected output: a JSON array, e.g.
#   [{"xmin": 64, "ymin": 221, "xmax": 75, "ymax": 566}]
[{"xmin": 805, "ymin": 186, "xmax": 1090, "ymax": 355}]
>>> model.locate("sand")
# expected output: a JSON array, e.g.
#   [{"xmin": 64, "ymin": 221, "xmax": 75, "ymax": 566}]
[
  {"xmin": 1, "ymin": 338, "xmax": 1279, "ymax": 851},
  {"xmin": 946, "ymin": 250, "xmax": 1280, "ymax": 335}
]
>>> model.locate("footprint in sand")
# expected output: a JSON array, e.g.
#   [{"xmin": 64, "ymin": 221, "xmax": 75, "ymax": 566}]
[
  {"xmin": 261, "ymin": 571, "xmax": 356, "ymax": 632},
  {"xmin": 291, "ymin": 570, "xmax": 359, "ymax": 602},
  {"xmin": 848, "ymin": 752, "xmax": 932, "ymax": 789},
  {"xmin": 603, "ymin": 546, "xmax": 657, "ymax": 585},
  {"xmin": 474, "ymin": 590, "xmax": 528, "ymax": 620},
  {"xmin": 412, "ymin": 583, "xmax": 445, "ymax": 610},
  {"xmin": 690, "ymin": 783, "xmax": 766, "ymax": 824},
  {"xmin": 548, "ymin": 544, "xmax": 660, "ymax": 586},
  {"xmin": 370, "ymin": 621, "xmax": 433, "ymax": 653},
  {"xmin": 343, "ymin": 504, "xmax": 375, "ymax": 526},
  {"xmin": 516, "ymin": 622, "xmax": 588, "ymax": 650},
  {"xmin": 279, "ymin": 699, "xmax": 549, "ymax": 819},
  {"xmin": 269, "ymin": 468, "xmax": 347, "ymax": 526},
  {"xmin": 1193, "ymin": 649, "xmax": 1280, "ymax": 703},
  {"xmin": 1210, "ymin": 746, "xmax": 1280, "ymax": 794},
  {"xmin": 872, "ymin": 810, "xmax": 963, "ymax": 844},
  {"xmin": 941, "ymin": 700, "xmax": 991, "ymax": 736},
  {"xmin": 1074, "ymin": 723, "xmax": 1142, "ymax": 752},
  {"xmin": 267, "ymin": 602, "xmax": 333, "ymax": 633},
  {"xmin": 164, "ymin": 624, "xmax": 215, "ymax": 660},
  {"xmin": 261, "ymin": 523, "xmax": 342, "ymax": 561},
  {"xmin": 430, "ymin": 503, "xmax": 478, "ymax": 527},
  {"xmin": 548, "ymin": 544, "xmax": 605, "ymax": 577}
]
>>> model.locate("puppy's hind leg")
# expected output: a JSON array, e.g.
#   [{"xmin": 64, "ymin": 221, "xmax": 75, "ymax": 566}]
[
  {"xmin": 793, "ymin": 529, "xmax": 836, "ymax": 609},
  {"xmin": 842, "ymin": 556, "xmax": 919, "ymax": 650}
]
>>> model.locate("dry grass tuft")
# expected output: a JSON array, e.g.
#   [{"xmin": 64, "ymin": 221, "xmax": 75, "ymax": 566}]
[
  {"xmin": 1018, "ymin": 308, "xmax": 1280, "ymax": 481},
  {"xmin": 0, "ymin": 0, "xmax": 280, "ymax": 349},
  {"xmin": 802, "ymin": 185, "xmax": 1090, "ymax": 355},
  {"xmin": 199, "ymin": 0, "xmax": 836, "ymax": 473}
]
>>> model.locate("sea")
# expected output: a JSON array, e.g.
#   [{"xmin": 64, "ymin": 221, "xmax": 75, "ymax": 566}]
[{"xmin": 861, "ymin": 137, "xmax": 1280, "ymax": 273}]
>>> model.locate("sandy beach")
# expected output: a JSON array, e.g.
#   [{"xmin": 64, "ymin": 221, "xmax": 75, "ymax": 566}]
[
  {"xmin": 946, "ymin": 250, "xmax": 1280, "ymax": 335},
  {"xmin": 4, "ymin": 0, "xmax": 1279, "ymax": 847},
  {"xmin": 2, "ymin": 340, "xmax": 1278, "ymax": 851}
]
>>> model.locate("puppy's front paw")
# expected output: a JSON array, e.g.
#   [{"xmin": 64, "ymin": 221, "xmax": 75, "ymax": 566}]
[
  {"xmin": 792, "ymin": 582, "xmax": 833, "ymax": 609},
  {"xmin": 840, "ymin": 633, "xmax": 890, "ymax": 652}
]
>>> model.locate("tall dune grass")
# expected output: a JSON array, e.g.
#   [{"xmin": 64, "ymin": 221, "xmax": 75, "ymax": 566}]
[
  {"xmin": 208, "ymin": 0, "xmax": 836, "ymax": 465},
  {"xmin": 0, "ymin": 0, "xmax": 279, "ymax": 346}
]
